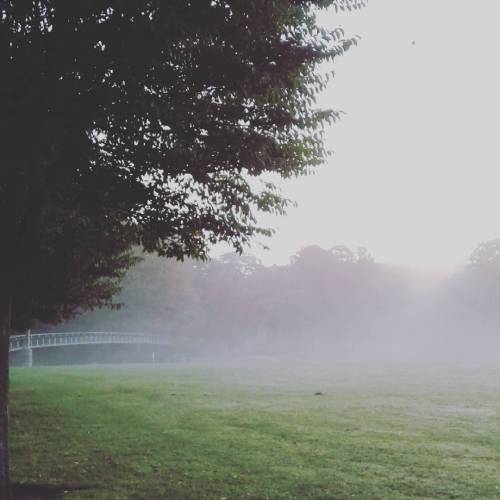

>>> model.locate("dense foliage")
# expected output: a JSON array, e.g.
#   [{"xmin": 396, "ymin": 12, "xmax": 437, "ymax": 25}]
[{"xmin": 1, "ymin": 0, "xmax": 361, "ymax": 330}]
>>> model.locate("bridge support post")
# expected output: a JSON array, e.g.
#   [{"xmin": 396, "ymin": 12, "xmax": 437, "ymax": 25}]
[
  {"xmin": 21, "ymin": 329, "xmax": 32, "ymax": 368},
  {"xmin": 20, "ymin": 348, "xmax": 32, "ymax": 368}
]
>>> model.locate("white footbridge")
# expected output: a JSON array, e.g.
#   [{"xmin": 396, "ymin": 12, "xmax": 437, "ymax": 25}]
[{"xmin": 9, "ymin": 331, "xmax": 171, "ymax": 366}]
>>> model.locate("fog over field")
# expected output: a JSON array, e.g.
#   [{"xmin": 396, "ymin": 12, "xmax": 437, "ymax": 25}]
[{"xmin": 49, "ymin": 239, "xmax": 500, "ymax": 364}]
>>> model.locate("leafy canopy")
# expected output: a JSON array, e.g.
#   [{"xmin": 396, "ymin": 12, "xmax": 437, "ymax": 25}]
[{"xmin": 1, "ymin": 0, "xmax": 362, "ymax": 327}]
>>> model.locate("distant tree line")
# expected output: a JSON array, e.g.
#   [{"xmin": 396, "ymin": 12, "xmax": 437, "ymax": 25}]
[
  {"xmin": 46, "ymin": 239, "xmax": 500, "ymax": 359},
  {"xmin": 47, "ymin": 241, "xmax": 500, "ymax": 359}
]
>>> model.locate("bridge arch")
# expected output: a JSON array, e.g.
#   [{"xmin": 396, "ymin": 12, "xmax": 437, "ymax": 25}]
[{"xmin": 9, "ymin": 331, "xmax": 171, "ymax": 367}]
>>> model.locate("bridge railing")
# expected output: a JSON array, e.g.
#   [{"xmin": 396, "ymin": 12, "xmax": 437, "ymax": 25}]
[
  {"xmin": 9, "ymin": 331, "xmax": 170, "ymax": 352},
  {"xmin": 9, "ymin": 335, "xmax": 28, "ymax": 352}
]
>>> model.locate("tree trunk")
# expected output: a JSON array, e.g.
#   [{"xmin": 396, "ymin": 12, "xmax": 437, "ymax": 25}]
[{"xmin": 0, "ymin": 299, "xmax": 12, "ymax": 500}]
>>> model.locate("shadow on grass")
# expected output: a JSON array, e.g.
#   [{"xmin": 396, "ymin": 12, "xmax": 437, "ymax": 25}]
[{"xmin": 13, "ymin": 483, "xmax": 88, "ymax": 500}]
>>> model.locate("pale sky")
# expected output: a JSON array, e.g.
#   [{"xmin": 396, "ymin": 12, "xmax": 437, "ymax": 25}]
[{"xmin": 219, "ymin": 0, "xmax": 500, "ymax": 268}]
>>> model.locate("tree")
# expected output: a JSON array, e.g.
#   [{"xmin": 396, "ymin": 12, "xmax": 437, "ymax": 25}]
[
  {"xmin": 457, "ymin": 239, "xmax": 500, "ymax": 320},
  {"xmin": 469, "ymin": 239, "xmax": 500, "ymax": 270},
  {"xmin": 0, "ymin": 1, "xmax": 363, "ymax": 495},
  {"xmin": 0, "ymin": 199, "xmax": 139, "ymax": 496},
  {"xmin": 61, "ymin": 252, "xmax": 201, "ymax": 337}
]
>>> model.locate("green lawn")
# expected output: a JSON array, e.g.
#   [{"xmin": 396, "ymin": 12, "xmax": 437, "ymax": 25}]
[{"xmin": 9, "ymin": 360, "xmax": 500, "ymax": 499}]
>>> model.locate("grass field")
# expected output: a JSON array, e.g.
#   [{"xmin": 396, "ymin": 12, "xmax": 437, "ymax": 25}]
[{"xmin": 9, "ymin": 360, "xmax": 500, "ymax": 499}]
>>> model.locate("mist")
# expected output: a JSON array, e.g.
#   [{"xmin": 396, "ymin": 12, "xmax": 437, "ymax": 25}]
[{"xmin": 42, "ymin": 239, "xmax": 500, "ymax": 365}]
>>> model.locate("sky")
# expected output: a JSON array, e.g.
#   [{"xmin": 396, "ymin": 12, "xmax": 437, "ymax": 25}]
[{"xmin": 218, "ymin": 0, "xmax": 500, "ymax": 269}]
